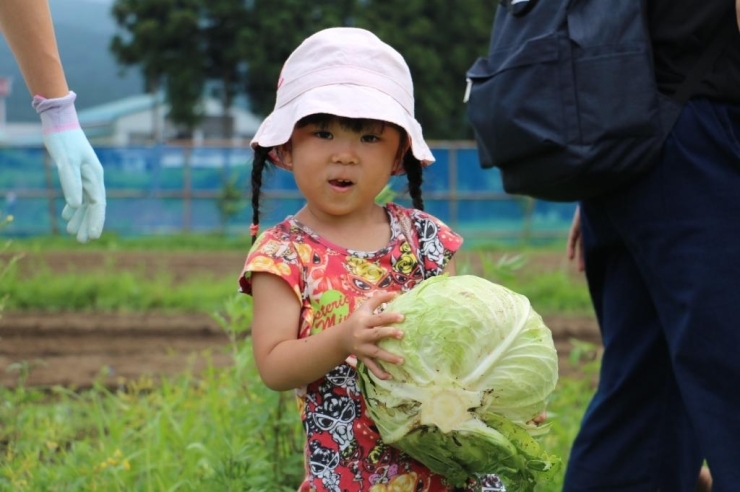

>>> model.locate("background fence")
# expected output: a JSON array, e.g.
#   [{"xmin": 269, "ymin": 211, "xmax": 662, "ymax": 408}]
[{"xmin": 0, "ymin": 141, "xmax": 577, "ymax": 243}]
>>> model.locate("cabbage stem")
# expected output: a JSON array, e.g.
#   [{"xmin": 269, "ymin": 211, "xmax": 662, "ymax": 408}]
[{"xmin": 419, "ymin": 387, "xmax": 482, "ymax": 434}]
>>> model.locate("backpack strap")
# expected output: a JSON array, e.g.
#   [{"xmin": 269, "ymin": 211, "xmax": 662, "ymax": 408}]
[{"xmin": 673, "ymin": 16, "xmax": 737, "ymax": 104}]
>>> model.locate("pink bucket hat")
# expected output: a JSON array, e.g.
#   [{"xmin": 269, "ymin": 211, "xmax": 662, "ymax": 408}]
[{"xmin": 250, "ymin": 27, "xmax": 435, "ymax": 168}]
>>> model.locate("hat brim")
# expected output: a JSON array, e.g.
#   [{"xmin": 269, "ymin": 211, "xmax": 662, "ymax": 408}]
[{"xmin": 251, "ymin": 85, "xmax": 435, "ymax": 168}]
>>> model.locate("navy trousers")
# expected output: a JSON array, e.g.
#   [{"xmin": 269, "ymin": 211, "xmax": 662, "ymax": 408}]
[{"xmin": 563, "ymin": 98, "xmax": 740, "ymax": 492}]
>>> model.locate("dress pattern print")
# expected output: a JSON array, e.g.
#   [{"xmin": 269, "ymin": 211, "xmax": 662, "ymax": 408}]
[{"xmin": 240, "ymin": 203, "xmax": 506, "ymax": 492}]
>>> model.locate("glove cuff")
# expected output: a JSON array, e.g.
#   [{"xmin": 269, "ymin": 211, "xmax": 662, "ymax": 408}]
[{"xmin": 32, "ymin": 91, "xmax": 81, "ymax": 135}]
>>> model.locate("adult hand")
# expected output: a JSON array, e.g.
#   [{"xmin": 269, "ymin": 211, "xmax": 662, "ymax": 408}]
[
  {"xmin": 33, "ymin": 91, "xmax": 105, "ymax": 242},
  {"xmin": 341, "ymin": 291, "xmax": 405, "ymax": 380},
  {"xmin": 567, "ymin": 206, "xmax": 585, "ymax": 272}
]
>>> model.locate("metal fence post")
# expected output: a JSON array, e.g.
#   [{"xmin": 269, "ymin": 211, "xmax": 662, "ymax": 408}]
[
  {"xmin": 448, "ymin": 144, "xmax": 459, "ymax": 230},
  {"xmin": 183, "ymin": 145, "xmax": 192, "ymax": 232}
]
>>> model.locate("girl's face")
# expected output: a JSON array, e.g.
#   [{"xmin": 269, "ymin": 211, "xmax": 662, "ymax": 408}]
[{"xmin": 278, "ymin": 116, "xmax": 404, "ymax": 221}]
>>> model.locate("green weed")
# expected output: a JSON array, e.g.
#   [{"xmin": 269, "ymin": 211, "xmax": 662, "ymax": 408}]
[
  {"xmin": 0, "ymin": 261, "xmax": 236, "ymax": 313},
  {"xmin": 0, "ymin": 296, "xmax": 304, "ymax": 491}
]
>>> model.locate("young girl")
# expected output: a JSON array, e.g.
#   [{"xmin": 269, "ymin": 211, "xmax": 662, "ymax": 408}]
[{"xmin": 239, "ymin": 27, "xmax": 506, "ymax": 492}]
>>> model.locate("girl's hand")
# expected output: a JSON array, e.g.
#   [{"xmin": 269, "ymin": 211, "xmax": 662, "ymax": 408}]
[
  {"xmin": 341, "ymin": 291, "xmax": 405, "ymax": 380},
  {"xmin": 528, "ymin": 411, "xmax": 547, "ymax": 426}
]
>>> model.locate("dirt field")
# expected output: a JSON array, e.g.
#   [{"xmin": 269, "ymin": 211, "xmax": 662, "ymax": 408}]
[{"xmin": 0, "ymin": 251, "xmax": 601, "ymax": 388}]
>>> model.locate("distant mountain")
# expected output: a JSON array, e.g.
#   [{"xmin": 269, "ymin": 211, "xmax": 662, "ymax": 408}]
[{"xmin": 0, "ymin": 0, "xmax": 143, "ymax": 122}]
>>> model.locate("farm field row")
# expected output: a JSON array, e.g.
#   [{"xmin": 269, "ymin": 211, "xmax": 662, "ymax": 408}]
[{"xmin": 0, "ymin": 311, "xmax": 600, "ymax": 387}]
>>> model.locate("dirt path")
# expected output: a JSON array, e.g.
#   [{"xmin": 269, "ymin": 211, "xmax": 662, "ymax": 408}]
[
  {"xmin": 0, "ymin": 311, "xmax": 600, "ymax": 388},
  {"xmin": 0, "ymin": 312, "xmax": 232, "ymax": 388},
  {"xmin": 1, "ymin": 250, "xmax": 600, "ymax": 387}
]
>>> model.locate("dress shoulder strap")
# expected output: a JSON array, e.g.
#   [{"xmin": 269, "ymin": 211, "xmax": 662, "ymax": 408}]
[{"xmin": 395, "ymin": 206, "xmax": 427, "ymax": 280}]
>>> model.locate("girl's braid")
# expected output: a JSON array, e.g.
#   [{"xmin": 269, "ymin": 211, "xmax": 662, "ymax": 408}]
[
  {"xmin": 402, "ymin": 152, "xmax": 424, "ymax": 211},
  {"xmin": 250, "ymin": 146, "xmax": 271, "ymax": 244}
]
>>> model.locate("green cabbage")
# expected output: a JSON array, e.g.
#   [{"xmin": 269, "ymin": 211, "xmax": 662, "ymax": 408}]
[{"xmin": 357, "ymin": 275, "xmax": 560, "ymax": 491}]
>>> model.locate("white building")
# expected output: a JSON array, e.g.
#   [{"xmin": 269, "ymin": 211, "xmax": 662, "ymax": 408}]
[
  {"xmin": 0, "ymin": 122, "xmax": 44, "ymax": 146},
  {"xmin": 0, "ymin": 93, "xmax": 263, "ymax": 147},
  {"xmin": 77, "ymin": 93, "xmax": 262, "ymax": 146}
]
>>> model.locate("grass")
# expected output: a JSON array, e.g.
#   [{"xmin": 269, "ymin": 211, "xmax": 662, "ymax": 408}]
[
  {"xmin": 2, "ymin": 232, "xmax": 256, "ymax": 253},
  {"xmin": 2, "ymin": 230, "xmax": 571, "ymax": 254},
  {"xmin": 0, "ymin": 231, "xmax": 598, "ymax": 490},
  {"xmin": 459, "ymin": 252, "xmax": 593, "ymax": 316},
  {"xmin": 0, "ymin": 294, "xmax": 601, "ymax": 491},
  {"xmin": 1, "ymin": 241, "xmax": 592, "ymax": 317},
  {"xmin": 1, "ymin": 355, "xmax": 306, "ymax": 491},
  {"xmin": 0, "ymin": 263, "xmax": 235, "ymax": 313},
  {"xmin": 0, "ymin": 296, "xmax": 304, "ymax": 492}
]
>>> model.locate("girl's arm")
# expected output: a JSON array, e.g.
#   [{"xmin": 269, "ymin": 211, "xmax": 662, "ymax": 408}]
[
  {"xmin": 0, "ymin": 1, "xmax": 69, "ymax": 97},
  {"xmin": 250, "ymin": 272, "xmax": 405, "ymax": 392}
]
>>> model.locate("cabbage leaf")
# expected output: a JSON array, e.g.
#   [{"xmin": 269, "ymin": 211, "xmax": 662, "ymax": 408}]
[{"xmin": 357, "ymin": 275, "xmax": 560, "ymax": 490}]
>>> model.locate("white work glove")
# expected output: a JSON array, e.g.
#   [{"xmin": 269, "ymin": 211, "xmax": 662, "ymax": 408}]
[{"xmin": 33, "ymin": 91, "xmax": 106, "ymax": 242}]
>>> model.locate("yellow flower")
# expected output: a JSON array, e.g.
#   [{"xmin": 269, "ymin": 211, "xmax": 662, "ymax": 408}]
[
  {"xmin": 294, "ymin": 243, "xmax": 312, "ymax": 263},
  {"xmin": 249, "ymin": 256, "xmax": 275, "ymax": 270}
]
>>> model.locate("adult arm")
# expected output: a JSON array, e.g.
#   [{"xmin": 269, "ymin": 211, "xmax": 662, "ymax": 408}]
[
  {"xmin": 0, "ymin": 1, "xmax": 106, "ymax": 242},
  {"xmin": 0, "ymin": 0, "xmax": 68, "ymax": 97}
]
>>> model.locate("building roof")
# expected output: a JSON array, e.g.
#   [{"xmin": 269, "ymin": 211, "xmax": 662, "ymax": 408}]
[
  {"xmin": 0, "ymin": 94, "xmax": 263, "ymax": 145},
  {"xmin": 77, "ymin": 93, "xmax": 263, "ymax": 133},
  {"xmin": 77, "ymin": 93, "xmax": 159, "ymax": 126}
]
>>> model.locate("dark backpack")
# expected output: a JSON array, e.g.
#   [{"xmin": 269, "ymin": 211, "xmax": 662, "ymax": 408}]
[{"xmin": 465, "ymin": 0, "xmax": 733, "ymax": 201}]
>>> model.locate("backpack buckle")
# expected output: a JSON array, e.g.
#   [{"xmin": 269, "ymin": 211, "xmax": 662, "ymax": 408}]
[{"xmin": 501, "ymin": 0, "xmax": 538, "ymax": 17}]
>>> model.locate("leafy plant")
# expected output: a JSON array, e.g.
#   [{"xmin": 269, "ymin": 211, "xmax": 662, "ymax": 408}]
[
  {"xmin": 374, "ymin": 184, "xmax": 396, "ymax": 205},
  {"xmin": 0, "ymin": 295, "xmax": 304, "ymax": 491},
  {"xmin": 0, "ymin": 289, "xmax": 603, "ymax": 490},
  {"xmin": 216, "ymin": 173, "xmax": 246, "ymax": 233},
  {"xmin": 0, "ymin": 213, "xmax": 23, "ymax": 318}
]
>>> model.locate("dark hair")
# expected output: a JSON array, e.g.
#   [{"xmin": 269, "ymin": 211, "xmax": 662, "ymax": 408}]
[{"xmin": 250, "ymin": 114, "xmax": 424, "ymax": 244}]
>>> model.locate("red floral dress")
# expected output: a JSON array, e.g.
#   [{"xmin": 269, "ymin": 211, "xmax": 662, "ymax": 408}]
[{"xmin": 240, "ymin": 203, "xmax": 506, "ymax": 492}]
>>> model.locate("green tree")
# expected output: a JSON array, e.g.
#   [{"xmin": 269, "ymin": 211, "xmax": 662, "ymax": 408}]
[
  {"xmin": 241, "ymin": 0, "xmax": 358, "ymax": 117},
  {"xmin": 111, "ymin": 0, "xmax": 206, "ymax": 139},
  {"xmin": 164, "ymin": 7, "xmax": 207, "ymax": 137},
  {"xmin": 202, "ymin": 0, "xmax": 250, "ymax": 139},
  {"xmin": 356, "ymin": 0, "xmax": 495, "ymax": 139},
  {"xmin": 110, "ymin": 0, "xmax": 496, "ymax": 141},
  {"xmin": 237, "ymin": 0, "xmax": 494, "ymax": 139},
  {"xmin": 110, "ymin": 0, "xmax": 167, "ymax": 95}
]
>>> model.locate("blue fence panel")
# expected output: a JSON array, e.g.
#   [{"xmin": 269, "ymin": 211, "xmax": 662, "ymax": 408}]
[{"xmin": 0, "ymin": 144, "xmax": 576, "ymax": 240}]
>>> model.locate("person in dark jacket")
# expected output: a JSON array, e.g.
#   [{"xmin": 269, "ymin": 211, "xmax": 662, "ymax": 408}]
[{"xmin": 564, "ymin": 2, "xmax": 740, "ymax": 491}]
